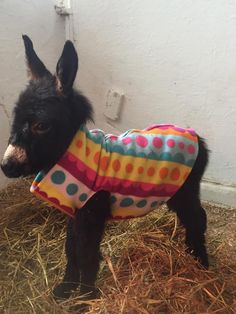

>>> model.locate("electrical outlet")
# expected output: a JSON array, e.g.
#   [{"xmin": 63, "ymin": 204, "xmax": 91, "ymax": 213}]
[{"xmin": 104, "ymin": 89, "xmax": 124, "ymax": 120}]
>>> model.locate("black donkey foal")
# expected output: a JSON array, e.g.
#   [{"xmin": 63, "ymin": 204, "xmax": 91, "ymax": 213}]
[{"xmin": 1, "ymin": 35, "xmax": 209, "ymax": 300}]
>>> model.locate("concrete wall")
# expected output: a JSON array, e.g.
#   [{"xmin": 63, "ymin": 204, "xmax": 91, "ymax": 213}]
[
  {"xmin": 71, "ymin": 0, "xmax": 236, "ymax": 206},
  {"xmin": 0, "ymin": 0, "xmax": 65, "ymax": 187}
]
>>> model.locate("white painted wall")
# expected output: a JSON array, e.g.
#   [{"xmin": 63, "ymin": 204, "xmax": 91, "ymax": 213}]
[
  {"xmin": 0, "ymin": 0, "xmax": 65, "ymax": 187},
  {"xmin": 71, "ymin": 0, "xmax": 236, "ymax": 206}
]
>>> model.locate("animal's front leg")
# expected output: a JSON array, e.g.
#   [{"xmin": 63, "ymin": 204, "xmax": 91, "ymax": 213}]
[
  {"xmin": 53, "ymin": 190, "xmax": 110, "ymax": 300},
  {"xmin": 53, "ymin": 218, "xmax": 80, "ymax": 299},
  {"xmin": 75, "ymin": 190, "xmax": 111, "ymax": 299}
]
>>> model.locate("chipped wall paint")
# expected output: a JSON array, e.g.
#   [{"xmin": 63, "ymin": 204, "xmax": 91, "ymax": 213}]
[
  {"xmin": 0, "ymin": 0, "xmax": 65, "ymax": 187},
  {"xmin": 71, "ymin": 0, "xmax": 236, "ymax": 206}
]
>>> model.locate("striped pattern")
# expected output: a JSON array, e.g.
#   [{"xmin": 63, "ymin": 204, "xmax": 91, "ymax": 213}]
[{"xmin": 30, "ymin": 124, "xmax": 198, "ymax": 219}]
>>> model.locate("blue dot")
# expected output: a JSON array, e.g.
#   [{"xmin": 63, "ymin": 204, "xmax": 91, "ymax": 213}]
[
  {"xmin": 136, "ymin": 200, "xmax": 147, "ymax": 208},
  {"xmin": 51, "ymin": 171, "xmax": 66, "ymax": 184},
  {"xmin": 66, "ymin": 184, "xmax": 78, "ymax": 195},
  {"xmin": 151, "ymin": 201, "xmax": 158, "ymax": 208},
  {"xmin": 79, "ymin": 193, "xmax": 88, "ymax": 202},
  {"xmin": 120, "ymin": 198, "xmax": 134, "ymax": 207},
  {"xmin": 110, "ymin": 195, "xmax": 117, "ymax": 204},
  {"xmin": 174, "ymin": 153, "xmax": 185, "ymax": 164}
]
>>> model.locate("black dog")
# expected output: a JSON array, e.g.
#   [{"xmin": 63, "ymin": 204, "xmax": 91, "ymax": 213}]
[{"xmin": 1, "ymin": 35, "xmax": 209, "ymax": 300}]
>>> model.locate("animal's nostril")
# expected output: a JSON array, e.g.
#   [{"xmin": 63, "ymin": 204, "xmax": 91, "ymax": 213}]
[{"xmin": 1, "ymin": 158, "xmax": 22, "ymax": 178}]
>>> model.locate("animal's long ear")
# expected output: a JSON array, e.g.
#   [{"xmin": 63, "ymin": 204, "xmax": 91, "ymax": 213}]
[
  {"xmin": 22, "ymin": 35, "xmax": 51, "ymax": 80},
  {"xmin": 55, "ymin": 40, "xmax": 78, "ymax": 95}
]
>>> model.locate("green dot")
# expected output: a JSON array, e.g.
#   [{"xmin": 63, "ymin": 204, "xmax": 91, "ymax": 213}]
[
  {"xmin": 120, "ymin": 198, "xmax": 134, "ymax": 207},
  {"xmin": 136, "ymin": 200, "xmax": 147, "ymax": 208},
  {"xmin": 79, "ymin": 193, "xmax": 88, "ymax": 202},
  {"xmin": 151, "ymin": 201, "xmax": 158, "ymax": 208},
  {"xmin": 110, "ymin": 195, "xmax": 117, "ymax": 204},
  {"xmin": 51, "ymin": 171, "xmax": 66, "ymax": 184},
  {"xmin": 66, "ymin": 184, "xmax": 78, "ymax": 195}
]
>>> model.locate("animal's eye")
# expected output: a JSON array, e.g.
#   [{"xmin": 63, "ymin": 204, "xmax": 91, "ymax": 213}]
[{"xmin": 31, "ymin": 122, "xmax": 51, "ymax": 135}]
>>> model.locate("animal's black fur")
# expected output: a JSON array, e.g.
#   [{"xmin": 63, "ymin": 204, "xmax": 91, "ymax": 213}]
[{"xmin": 1, "ymin": 35, "xmax": 209, "ymax": 300}]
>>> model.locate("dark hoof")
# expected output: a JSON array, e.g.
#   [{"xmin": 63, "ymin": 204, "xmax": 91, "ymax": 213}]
[
  {"xmin": 79, "ymin": 286, "xmax": 99, "ymax": 300},
  {"xmin": 53, "ymin": 282, "xmax": 78, "ymax": 299}
]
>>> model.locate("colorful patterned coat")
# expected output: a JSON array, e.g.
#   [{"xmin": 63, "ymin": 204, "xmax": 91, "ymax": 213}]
[{"xmin": 31, "ymin": 124, "xmax": 198, "ymax": 219}]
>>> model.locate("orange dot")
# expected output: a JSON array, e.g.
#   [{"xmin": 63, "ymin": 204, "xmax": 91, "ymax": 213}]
[
  {"xmin": 113, "ymin": 159, "xmax": 121, "ymax": 172},
  {"xmin": 138, "ymin": 166, "xmax": 144, "ymax": 174},
  {"xmin": 101, "ymin": 156, "xmax": 109, "ymax": 171},
  {"xmin": 126, "ymin": 163, "xmax": 133, "ymax": 173},
  {"xmin": 159, "ymin": 167, "xmax": 169, "ymax": 179},
  {"xmin": 94, "ymin": 152, "xmax": 100, "ymax": 164},
  {"xmin": 170, "ymin": 168, "xmax": 180, "ymax": 181},
  {"xmin": 147, "ymin": 167, "xmax": 155, "ymax": 176},
  {"xmin": 76, "ymin": 139, "xmax": 83, "ymax": 148},
  {"xmin": 86, "ymin": 147, "xmax": 90, "ymax": 156}
]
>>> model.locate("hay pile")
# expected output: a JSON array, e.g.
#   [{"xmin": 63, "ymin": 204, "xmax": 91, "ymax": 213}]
[{"xmin": 0, "ymin": 179, "xmax": 235, "ymax": 313}]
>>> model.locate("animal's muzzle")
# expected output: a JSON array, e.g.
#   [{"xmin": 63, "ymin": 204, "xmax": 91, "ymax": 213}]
[{"xmin": 1, "ymin": 144, "xmax": 29, "ymax": 178}]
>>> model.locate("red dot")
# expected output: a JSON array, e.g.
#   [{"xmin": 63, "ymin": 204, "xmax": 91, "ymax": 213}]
[
  {"xmin": 170, "ymin": 168, "xmax": 180, "ymax": 181},
  {"xmin": 178, "ymin": 142, "xmax": 185, "ymax": 150},
  {"xmin": 159, "ymin": 167, "xmax": 169, "ymax": 179},
  {"xmin": 122, "ymin": 137, "xmax": 132, "ymax": 145},
  {"xmin": 126, "ymin": 163, "xmax": 133, "ymax": 173},
  {"xmin": 147, "ymin": 167, "xmax": 155, "ymax": 176},
  {"xmin": 68, "ymin": 154, "xmax": 77, "ymax": 162},
  {"xmin": 110, "ymin": 135, "xmax": 118, "ymax": 141},
  {"xmin": 167, "ymin": 139, "xmax": 175, "ymax": 148},
  {"xmin": 136, "ymin": 135, "xmax": 148, "ymax": 148},
  {"xmin": 76, "ymin": 139, "xmax": 83, "ymax": 148},
  {"xmin": 94, "ymin": 152, "xmax": 100, "ymax": 164},
  {"xmin": 188, "ymin": 144, "xmax": 196, "ymax": 154},
  {"xmin": 138, "ymin": 166, "xmax": 144, "ymax": 174},
  {"xmin": 101, "ymin": 156, "xmax": 109, "ymax": 171},
  {"xmin": 112, "ymin": 159, "xmax": 121, "ymax": 172},
  {"xmin": 86, "ymin": 147, "xmax": 90, "ymax": 156},
  {"xmin": 153, "ymin": 137, "xmax": 163, "ymax": 148}
]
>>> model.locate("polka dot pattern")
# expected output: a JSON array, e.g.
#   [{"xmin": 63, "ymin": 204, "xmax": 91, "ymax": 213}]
[
  {"xmin": 101, "ymin": 156, "xmax": 109, "ymax": 171},
  {"xmin": 126, "ymin": 163, "xmax": 133, "ymax": 173},
  {"xmin": 51, "ymin": 171, "xmax": 66, "ymax": 184},
  {"xmin": 151, "ymin": 201, "xmax": 158, "ymax": 208},
  {"xmin": 159, "ymin": 167, "xmax": 169, "ymax": 179},
  {"xmin": 120, "ymin": 198, "xmax": 134, "ymax": 207},
  {"xmin": 66, "ymin": 183, "xmax": 78, "ymax": 195},
  {"xmin": 167, "ymin": 139, "xmax": 175, "ymax": 148},
  {"xmin": 153, "ymin": 137, "xmax": 163, "ymax": 148},
  {"xmin": 122, "ymin": 137, "xmax": 132, "ymax": 145},
  {"xmin": 33, "ymin": 124, "xmax": 198, "ymax": 221},
  {"xmin": 76, "ymin": 139, "xmax": 83, "ymax": 148},
  {"xmin": 79, "ymin": 193, "xmax": 88, "ymax": 202},
  {"xmin": 112, "ymin": 159, "xmax": 121, "ymax": 172},
  {"xmin": 188, "ymin": 144, "xmax": 196, "ymax": 154},
  {"xmin": 138, "ymin": 166, "xmax": 144, "ymax": 174},
  {"xmin": 136, "ymin": 135, "xmax": 148, "ymax": 148},
  {"xmin": 136, "ymin": 199, "xmax": 147, "ymax": 208},
  {"xmin": 147, "ymin": 167, "xmax": 155, "ymax": 177},
  {"xmin": 170, "ymin": 168, "xmax": 180, "ymax": 181}
]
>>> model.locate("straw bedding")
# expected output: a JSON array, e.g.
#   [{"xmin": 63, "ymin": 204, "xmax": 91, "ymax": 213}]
[{"xmin": 0, "ymin": 178, "xmax": 235, "ymax": 313}]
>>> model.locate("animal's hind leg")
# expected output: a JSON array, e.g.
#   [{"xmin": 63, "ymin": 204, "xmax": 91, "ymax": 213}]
[{"xmin": 167, "ymin": 184, "xmax": 209, "ymax": 268}]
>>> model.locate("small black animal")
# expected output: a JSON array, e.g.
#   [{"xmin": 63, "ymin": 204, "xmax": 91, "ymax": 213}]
[{"xmin": 1, "ymin": 35, "xmax": 209, "ymax": 300}]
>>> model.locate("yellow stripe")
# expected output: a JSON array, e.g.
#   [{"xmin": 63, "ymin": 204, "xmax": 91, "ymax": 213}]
[
  {"xmin": 68, "ymin": 134, "xmax": 190, "ymax": 185},
  {"xmin": 37, "ymin": 180, "xmax": 73, "ymax": 209}
]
